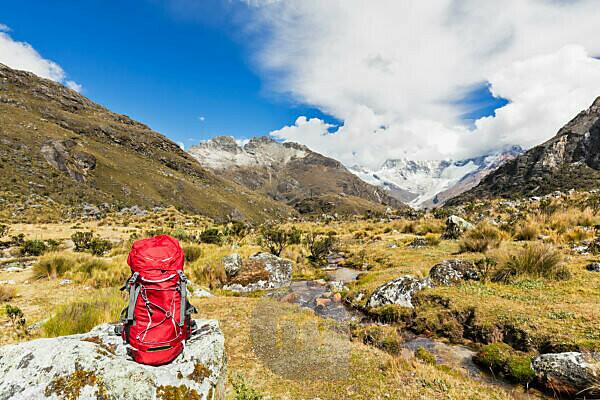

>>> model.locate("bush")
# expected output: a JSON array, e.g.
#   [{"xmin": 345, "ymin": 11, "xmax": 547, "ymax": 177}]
[
  {"xmin": 224, "ymin": 221, "xmax": 251, "ymax": 239},
  {"xmin": 0, "ymin": 224, "xmax": 8, "ymax": 238},
  {"xmin": 458, "ymin": 222, "xmax": 503, "ymax": 253},
  {"xmin": 474, "ymin": 256, "xmax": 498, "ymax": 283},
  {"xmin": 71, "ymin": 232, "xmax": 112, "ymax": 256},
  {"xmin": 183, "ymin": 244, "xmax": 203, "ymax": 263},
  {"xmin": 258, "ymin": 225, "xmax": 301, "ymax": 256},
  {"xmin": 20, "ymin": 240, "xmax": 47, "ymax": 256},
  {"xmin": 72, "ymin": 231, "xmax": 94, "ymax": 251},
  {"xmin": 514, "ymin": 223, "xmax": 538, "ymax": 241},
  {"xmin": 303, "ymin": 232, "xmax": 335, "ymax": 263},
  {"xmin": 5, "ymin": 304, "xmax": 26, "ymax": 337},
  {"xmin": 493, "ymin": 243, "xmax": 569, "ymax": 283},
  {"xmin": 199, "ymin": 228, "xmax": 222, "ymax": 245},
  {"xmin": 43, "ymin": 292, "xmax": 123, "ymax": 337}
]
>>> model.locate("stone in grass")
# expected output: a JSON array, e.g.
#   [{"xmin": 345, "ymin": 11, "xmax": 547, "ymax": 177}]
[
  {"xmin": 586, "ymin": 263, "xmax": 600, "ymax": 272},
  {"xmin": 222, "ymin": 252, "xmax": 292, "ymax": 293},
  {"xmin": 428, "ymin": 259, "xmax": 480, "ymax": 286},
  {"xmin": 222, "ymin": 253, "xmax": 242, "ymax": 278},
  {"xmin": 0, "ymin": 320, "xmax": 227, "ymax": 400},
  {"xmin": 366, "ymin": 276, "xmax": 432, "ymax": 309}
]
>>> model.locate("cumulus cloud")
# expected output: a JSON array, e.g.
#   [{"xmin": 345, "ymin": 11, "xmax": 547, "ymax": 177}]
[
  {"xmin": 243, "ymin": 0, "xmax": 600, "ymax": 168},
  {"xmin": 0, "ymin": 25, "xmax": 82, "ymax": 92}
]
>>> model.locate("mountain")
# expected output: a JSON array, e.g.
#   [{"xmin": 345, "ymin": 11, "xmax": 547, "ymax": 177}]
[
  {"xmin": 188, "ymin": 136, "xmax": 406, "ymax": 215},
  {"xmin": 349, "ymin": 146, "xmax": 522, "ymax": 208},
  {"xmin": 0, "ymin": 63, "xmax": 294, "ymax": 222},
  {"xmin": 449, "ymin": 97, "xmax": 600, "ymax": 204}
]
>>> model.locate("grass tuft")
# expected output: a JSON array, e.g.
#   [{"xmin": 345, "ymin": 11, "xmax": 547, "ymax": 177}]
[{"xmin": 493, "ymin": 243, "xmax": 569, "ymax": 283}]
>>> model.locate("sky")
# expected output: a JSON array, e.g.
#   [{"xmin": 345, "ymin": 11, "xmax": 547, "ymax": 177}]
[{"xmin": 2, "ymin": 1, "xmax": 600, "ymax": 169}]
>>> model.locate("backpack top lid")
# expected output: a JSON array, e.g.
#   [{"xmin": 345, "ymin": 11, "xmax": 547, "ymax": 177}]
[{"xmin": 127, "ymin": 235, "xmax": 184, "ymax": 272}]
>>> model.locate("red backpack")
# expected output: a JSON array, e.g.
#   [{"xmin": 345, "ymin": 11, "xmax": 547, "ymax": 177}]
[{"xmin": 119, "ymin": 235, "xmax": 196, "ymax": 366}]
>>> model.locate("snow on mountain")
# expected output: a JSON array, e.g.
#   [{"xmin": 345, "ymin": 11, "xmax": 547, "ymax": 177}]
[{"xmin": 349, "ymin": 146, "xmax": 523, "ymax": 208}]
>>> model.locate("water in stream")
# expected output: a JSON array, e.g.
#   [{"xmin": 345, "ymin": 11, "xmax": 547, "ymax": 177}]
[{"xmin": 271, "ymin": 267, "xmax": 550, "ymax": 399}]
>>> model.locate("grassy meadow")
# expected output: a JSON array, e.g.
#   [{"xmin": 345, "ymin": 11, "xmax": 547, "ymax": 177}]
[{"xmin": 1, "ymin": 192, "xmax": 599, "ymax": 399}]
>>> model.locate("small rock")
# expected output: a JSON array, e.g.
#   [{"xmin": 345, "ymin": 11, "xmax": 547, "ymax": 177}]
[
  {"xmin": 280, "ymin": 292, "xmax": 298, "ymax": 303},
  {"xmin": 59, "ymin": 279, "xmax": 72, "ymax": 286},
  {"xmin": 193, "ymin": 288, "xmax": 214, "ymax": 298},
  {"xmin": 327, "ymin": 281, "xmax": 348, "ymax": 293},
  {"xmin": 332, "ymin": 293, "xmax": 342, "ymax": 303},
  {"xmin": 321, "ymin": 292, "xmax": 333, "ymax": 299},
  {"xmin": 441, "ymin": 215, "xmax": 474, "ymax": 239},
  {"xmin": 0, "ymin": 280, "xmax": 16, "ymax": 285},
  {"xmin": 315, "ymin": 279, "xmax": 327, "ymax": 286},
  {"xmin": 222, "ymin": 253, "xmax": 242, "ymax": 277},
  {"xmin": 586, "ymin": 263, "xmax": 600, "ymax": 272}
]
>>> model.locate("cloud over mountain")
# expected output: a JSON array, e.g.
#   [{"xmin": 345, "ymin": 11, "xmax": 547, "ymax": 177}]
[{"xmin": 242, "ymin": 0, "xmax": 600, "ymax": 168}]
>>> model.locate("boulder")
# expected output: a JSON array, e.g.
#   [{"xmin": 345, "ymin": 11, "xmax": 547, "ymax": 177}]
[
  {"xmin": 429, "ymin": 259, "xmax": 480, "ymax": 286},
  {"xmin": 222, "ymin": 253, "xmax": 242, "ymax": 277},
  {"xmin": 192, "ymin": 288, "xmax": 214, "ymax": 298},
  {"xmin": 586, "ymin": 263, "xmax": 600, "ymax": 272},
  {"xmin": 0, "ymin": 320, "xmax": 227, "ymax": 400},
  {"xmin": 366, "ymin": 276, "xmax": 432, "ymax": 309},
  {"xmin": 441, "ymin": 215, "xmax": 474, "ymax": 239},
  {"xmin": 222, "ymin": 252, "xmax": 292, "ymax": 293},
  {"xmin": 532, "ymin": 352, "xmax": 600, "ymax": 396}
]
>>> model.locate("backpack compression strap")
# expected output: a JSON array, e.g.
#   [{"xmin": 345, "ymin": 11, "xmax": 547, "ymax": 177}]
[
  {"xmin": 177, "ymin": 271, "xmax": 187, "ymax": 327},
  {"xmin": 125, "ymin": 272, "xmax": 140, "ymax": 324}
]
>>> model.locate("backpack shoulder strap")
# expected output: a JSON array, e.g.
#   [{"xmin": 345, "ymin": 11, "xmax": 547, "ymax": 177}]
[{"xmin": 124, "ymin": 272, "xmax": 140, "ymax": 324}]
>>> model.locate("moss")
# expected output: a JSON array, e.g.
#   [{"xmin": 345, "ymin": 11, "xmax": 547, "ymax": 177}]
[
  {"xmin": 188, "ymin": 363, "xmax": 210, "ymax": 383},
  {"xmin": 81, "ymin": 336, "xmax": 117, "ymax": 356},
  {"xmin": 156, "ymin": 385, "xmax": 201, "ymax": 400},
  {"xmin": 474, "ymin": 343, "xmax": 535, "ymax": 385},
  {"xmin": 351, "ymin": 324, "xmax": 403, "ymax": 355},
  {"xmin": 44, "ymin": 370, "xmax": 109, "ymax": 400},
  {"xmin": 415, "ymin": 347, "xmax": 437, "ymax": 365},
  {"xmin": 368, "ymin": 304, "xmax": 412, "ymax": 324}
]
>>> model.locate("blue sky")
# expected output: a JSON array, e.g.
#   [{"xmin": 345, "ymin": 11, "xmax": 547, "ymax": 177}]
[
  {"xmin": 3, "ymin": 1, "xmax": 598, "ymax": 167},
  {"xmin": 0, "ymin": 0, "xmax": 338, "ymax": 147}
]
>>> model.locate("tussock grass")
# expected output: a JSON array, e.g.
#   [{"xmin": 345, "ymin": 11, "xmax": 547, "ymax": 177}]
[
  {"xmin": 493, "ymin": 243, "xmax": 569, "ymax": 283},
  {"xmin": 514, "ymin": 222, "xmax": 539, "ymax": 241},
  {"xmin": 43, "ymin": 290, "xmax": 124, "ymax": 337},
  {"xmin": 183, "ymin": 244, "xmax": 203, "ymax": 263},
  {"xmin": 33, "ymin": 253, "xmax": 129, "ymax": 287},
  {"xmin": 458, "ymin": 222, "xmax": 503, "ymax": 253},
  {"xmin": 0, "ymin": 286, "xmax": 17, "ymax": 302}
]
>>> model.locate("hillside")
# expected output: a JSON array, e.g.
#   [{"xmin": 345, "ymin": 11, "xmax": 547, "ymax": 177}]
[
  {"xmin": 448, "ymin": 97, "xmax": 600, "ymax": 205},
  {"xmin": 189, "ymin": 136, "xmax": 406, "ymax": 215},
  {"xmin": 0, "ymin": 64, "xmax": 294, "ymax": 222}
]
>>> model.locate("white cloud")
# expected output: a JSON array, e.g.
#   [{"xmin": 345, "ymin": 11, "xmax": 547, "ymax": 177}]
[
  {"xmin": 0, "ymin": 26, "xmax": 82, "ymax": 92},
  {"xmin": 244, "ymin": 0, "xmax": 600, "ymax": 168}
]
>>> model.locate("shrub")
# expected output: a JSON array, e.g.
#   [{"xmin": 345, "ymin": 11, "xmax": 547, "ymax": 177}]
[
  {"xmin": 258, "ymin": 225, "xmax": 301, "ymax": 256},
  {"xmin": 493, "ymin": 243, "xmax": 569, "ymax": 283},
  {"xmin": 72, "ymin": 231, "xmax": 94, "ymax": 251},
  {"xmin": 20, "ymin": 240, "xmax": 47, "ymax": 256},
  {"xmin": 224, "ymin": 221, "xmax": 251, "ymax": 239},
  {"xmin": 43, "ymin": 292, "xmax": 123, "ymax": 337},
  {"xmin": 0, "ymin": 286, "xmax": 17, "ymax": 302},
  {"xmin": 183, "ymin": 244, "xmax": 203, "ymax": 263},
  {"xmin": 71, "ymin": 232, "xmax": 112, "ymax": 256},
  {"xmin": 303, "ymin": 232, "xmax": 335, "ymax": 263},
  {"xmin": 474, "ymin": 256, "xmax": 498, "ymax": 283},
  {"xmin": 199, "ymin": 228, "xmax": 222, "ymax": 245},
  {"xmin": 5, "ymin": 304, "xmax": 26, "ymax": 337},
  {"xmin": 514, "ymin": 223, "xmax": 538, "ymax": 241},
  {"xmin": 0, "ymin": 224, "xmax": 8, "ymax": 238},
  {"xmin": 458, "ymin": 222, "xmax": 503, "ymax": 253}
]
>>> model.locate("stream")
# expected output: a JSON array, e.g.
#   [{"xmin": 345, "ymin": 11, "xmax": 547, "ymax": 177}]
[{"xmin": 271, "ymin": 267, "xmax": 550, "ymax": 400}]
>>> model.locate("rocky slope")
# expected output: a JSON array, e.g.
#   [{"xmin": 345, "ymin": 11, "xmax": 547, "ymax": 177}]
[
  {"xmin": 0, "ymin": 63, "xmax": 294, "ymax": 222},
  {"xmin": 349, "ymin": 146, "xmax": 522, "ymax": 208},
  {"xmin": 189, "ymin": 136, "xmax": 406, "ymax": 215},
  {"xmin": 449, "ymin": 97, "xmax": 600, "ymax": 204}
]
